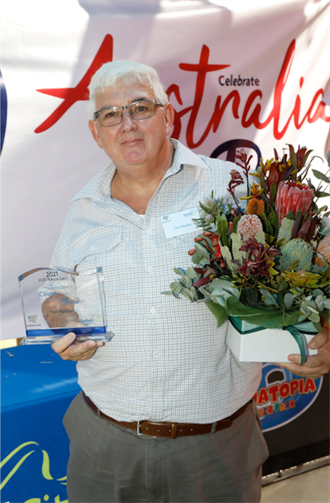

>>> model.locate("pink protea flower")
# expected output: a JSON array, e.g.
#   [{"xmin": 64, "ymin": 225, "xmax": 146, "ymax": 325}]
[
  {"xmin": 275, "ymin": 181, "xmax": 314, "ymax": 224},
  {"xmin": 316, "ymin": 234, "xmax": 330, "ymax": 265},
  {"xmin": 237, "ymin": 214, "xmax": 263, "ymax": 242}
]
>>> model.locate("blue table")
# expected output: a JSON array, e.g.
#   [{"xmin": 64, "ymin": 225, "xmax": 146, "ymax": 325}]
[
  {"xmin": 1, "ymin": 345, "xmax": 80, "ymax": 503},
  {"xmin": 1, "ymin": 346, "xmax": 328, "ymax": 502}
]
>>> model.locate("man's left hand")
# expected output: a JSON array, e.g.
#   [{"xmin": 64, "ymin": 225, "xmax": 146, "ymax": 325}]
[{"xmin": 276, "ymin": 327, "xmax": 330, "ymax": 379}]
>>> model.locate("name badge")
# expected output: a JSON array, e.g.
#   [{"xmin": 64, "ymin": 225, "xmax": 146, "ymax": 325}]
[{"xmin": 161, "ymin": 207, "xmax": 200, "ymax": 239}]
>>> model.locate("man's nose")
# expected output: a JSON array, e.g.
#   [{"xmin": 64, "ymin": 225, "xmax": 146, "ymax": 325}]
[{"xmin": 121, "ymin": 108, "xmax": 137, "ymax": 129}]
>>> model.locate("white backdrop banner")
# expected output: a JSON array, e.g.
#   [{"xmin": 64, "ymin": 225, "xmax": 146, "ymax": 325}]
[{"xmin": 1, "ymin": 0, "xmax": 330, "ymax": 339}]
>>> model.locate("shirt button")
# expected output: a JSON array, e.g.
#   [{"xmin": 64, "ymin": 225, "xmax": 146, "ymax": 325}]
[
  {"xmin": 148, "ymin": 266, "xmax": 153, "ymax": 273},
  {"xmin": 150, "ymin": 307, "xmax": 156, "ymax": 314},
  {"xmin": 146, "ymin": 229, "xmax": 153, "ymax": 236}
]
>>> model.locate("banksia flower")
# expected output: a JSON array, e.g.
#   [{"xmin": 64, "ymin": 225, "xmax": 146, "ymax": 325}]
[
  {"xmin": 246, "ymin": 198, "xmax": 265, "ymax": 216},
  {"xmin": 275, "ymin": 181, "xmax": 314, "ymax": 224},
  {"xmin": 278, "ymin": 238, "xmax": 313, "ymax": 272},
  {"xmin": 237, "ymin": 214, "xmax": 263, "ymax": 242},
  {"xmin": 316, "ymin": 234, "xmax": 330, "ymax": 266}
]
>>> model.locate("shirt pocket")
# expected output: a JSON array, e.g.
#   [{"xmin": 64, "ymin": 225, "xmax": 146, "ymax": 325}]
[
  {"xmin": 69, "ymin": 228, "xmax": 143, "ymax": 303},
  {"xmin": 69, "ymin": 229, "xmax": 122, "ymax": 271}
]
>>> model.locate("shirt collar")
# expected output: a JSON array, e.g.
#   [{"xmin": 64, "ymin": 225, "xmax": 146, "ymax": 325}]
[{"xmin": 71, "ymin": 139, "xmax": 210, "ymax": 204}]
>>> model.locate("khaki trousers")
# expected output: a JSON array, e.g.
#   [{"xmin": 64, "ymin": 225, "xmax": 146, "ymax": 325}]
[{"xmin": 64, "ymin": 392, "xmax": 269, "ymax": 503}]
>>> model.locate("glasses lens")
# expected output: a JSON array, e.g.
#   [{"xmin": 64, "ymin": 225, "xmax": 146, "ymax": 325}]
[
  {"xmin": 98, "ymin": 107, "xmax": 122, "ymax": 126},
  {"xmin": 130, "ymin": 100, "xmax": 155, "ymax": 120}
]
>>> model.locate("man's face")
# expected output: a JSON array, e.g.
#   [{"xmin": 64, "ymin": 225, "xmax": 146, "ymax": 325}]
[{"xmin": 88, "ymin": 80, "xmax": 174, "ymax": 172}]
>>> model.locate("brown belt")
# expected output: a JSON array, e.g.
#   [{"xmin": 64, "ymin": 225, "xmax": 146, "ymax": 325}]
[{"xmin": 82, "ymin": 392, "xmax": 251, "ymax": 439}]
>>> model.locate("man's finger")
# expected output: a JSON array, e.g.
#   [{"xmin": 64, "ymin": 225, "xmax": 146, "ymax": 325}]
[
  {"xmin": 308, "ymin": 327, "xmax": 329, "ymax": 350},
  {"xmin": 51, "ymin": 332, "xmax": 76, "ymax": 353},
  {"xmin": 66, "ymin": 339, "xmax": 99, "ymax": 358}
]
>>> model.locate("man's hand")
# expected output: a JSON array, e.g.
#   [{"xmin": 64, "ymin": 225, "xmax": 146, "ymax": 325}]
[
  {"xmin": 276, "ymin": 327, "xmax": 330, "ymax": 379},
  {"xmin": 51, "ymin": 332, "xmax": 103, "ymax": 361}
]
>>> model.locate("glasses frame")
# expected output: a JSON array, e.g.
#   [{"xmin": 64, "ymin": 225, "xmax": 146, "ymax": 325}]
[{"xmin": 94, "ymin": 99, "xmax": 165, "ymax": 127}]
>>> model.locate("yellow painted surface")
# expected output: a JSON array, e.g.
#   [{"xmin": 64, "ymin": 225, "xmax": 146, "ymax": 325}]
[{"xmin": 0, "ymin": 338, "xmax": 20, "ymax": 349}]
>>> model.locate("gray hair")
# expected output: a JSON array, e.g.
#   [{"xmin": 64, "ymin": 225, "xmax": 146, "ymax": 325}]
[{"xmin": 87, "ymin": 60, "xmax": 168, "ymax": 119}]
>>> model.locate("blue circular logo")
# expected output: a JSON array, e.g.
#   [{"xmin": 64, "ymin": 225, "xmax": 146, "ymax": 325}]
[{"xmin": 256, "ymin": 363, "xmax": 323, "ymax": 432}]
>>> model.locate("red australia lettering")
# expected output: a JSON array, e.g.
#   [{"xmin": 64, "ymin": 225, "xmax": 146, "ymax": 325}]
[
  {"xmin": 35, "ymin": 36, "xmax": 329, "ymax": 141},
  {"xmin": 171, "ymin": 45, "xmax": 230, "ymax": 148},
  {"xmin": 170, "ymin": 39, "xmax": 329, "ymax": 146},
  {"xmin": 34, "ymin": 35, "xmax": 114, "ymax": 133},
  {"xmin": 241, "ymin": 39, "xmax": 330, "ymax": 139}
]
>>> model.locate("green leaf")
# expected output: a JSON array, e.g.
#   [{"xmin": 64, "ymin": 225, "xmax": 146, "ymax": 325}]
[
  {"xmin": 277, "ymin": 291, "xmax": 285, "ymax": 312},
  {"xmin": 300, "ymin": 303, "xmax": 310, "ymax": 316},
  {"xmin": 288, "ymin": 145, "xmax": 297, "ymax": 173},
  {"xmin": 170, "ymin": 282, "xmax": 183, "ymax": 297},
  {"xmin": 312, "ymin": 169, "xmax": 330, "ymax": 184},
  {"xmin": 220, "ymin": 245, "xmax": 237, "ymax": 272},
  {"xmin": 260, "ymin": 288, "xmax": 278, "ymax": 306},
  {"xmin": 204, "ymin": 301, "xmax": 228, "ymax": 327},
  {"xmin": 320, "ymin": 308, "xmax": 330, "ymax": 326},
  {"xmin": 218, "ymin": 214, "xmax": 229, "ymax": 247},
  {"xmin": 185, "ymin": 267, "xmax": 199, "ymax": 280},
  {"xmin": 225, "ymin": 296, "xmax": 300, "ymax": 328},
  {"xmin": 173, "ymin": 268, "xmax": 186, "ymax": 277},
  {"xmin": 240, "ymin": 288, "xmax": 259, "ymax": 307},
  {"xmin": 310, "ymin": 312, "xmax": 320, "ymax": 323},
  {"xmin": 315, "ymin": 191, "xmax": 330, "ymax": 198},
  {"xmin": 199, "ymin": 201, "xmax": 212, "ymax": 215},
  {"xmin": 268, "ymin": 209, "xmax": 279, "ymax": 231},
  {"xmin": 182, "ymin": 277, "xmax": 193, "ymax": 288},
  {"xmin": 284, "ymin": 293, "xmax": 294, "ymax": 309},
  {"xmin": 304, "ymin": 300, "xmax": 319, "ymax": 314},
  {"xmin": 270, "ymin": 182, "xmax": 277, "ymax": 205},
  {"xmin": 191, "ymin": 249, "xmax": 203, "ymax": 264},
  {"xmin": 232, "ymin": 215, "xmax": 241, "ymax": 234},
  {"xmin": 259, "ymin": 213, "xmax": 273, "ymax": 235},
  {"xmin": 315, "ymin": 294, "xmax": 324, "ymax": 312},
  {"xmin": 285, "ymin": 211, "xmax": 295, "ymax": 221}
]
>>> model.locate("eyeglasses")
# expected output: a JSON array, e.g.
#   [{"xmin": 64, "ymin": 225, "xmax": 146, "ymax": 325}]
[{"xmin": 94, "ymin": 99, "xmax": 165, "ymax": 127}]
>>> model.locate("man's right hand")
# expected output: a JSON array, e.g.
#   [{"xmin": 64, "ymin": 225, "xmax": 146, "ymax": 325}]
[{"xmin": 51, "ymin": 332, "xmax": 103, "ymax": 361}]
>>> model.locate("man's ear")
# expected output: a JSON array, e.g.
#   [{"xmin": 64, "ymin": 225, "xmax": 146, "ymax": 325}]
[
  {"xmin": 164, "ymin": 103, "xmax": 175, "ymax": 136},
  {"xmin": 88, "ymin": 120, "xmax": 104, "ymax": 150}
]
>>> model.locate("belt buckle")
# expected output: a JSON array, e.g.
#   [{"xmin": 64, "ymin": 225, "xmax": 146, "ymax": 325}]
[{"xmin": 137, "ymin": 420, "xmax": 143, "ymax": 436}]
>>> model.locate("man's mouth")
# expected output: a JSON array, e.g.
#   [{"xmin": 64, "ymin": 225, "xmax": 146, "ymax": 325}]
[{"xmin": 122, "ymin": 138, "xmax": 142, "ymax": 146}]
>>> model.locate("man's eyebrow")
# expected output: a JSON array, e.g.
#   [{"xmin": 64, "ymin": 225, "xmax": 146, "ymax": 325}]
[{"xmin": 131, "ymin": 97, "xmax": 149, "ymax": 103}]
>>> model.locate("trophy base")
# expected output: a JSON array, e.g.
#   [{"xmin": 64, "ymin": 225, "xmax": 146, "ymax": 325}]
[{"xmin": 19, "ymin": 328, "xmax": 115, "ymax": 345}]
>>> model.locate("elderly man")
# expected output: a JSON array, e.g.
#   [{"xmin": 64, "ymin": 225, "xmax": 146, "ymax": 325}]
[{"xmin": 50, "ymin": 61, "xmax": 329, "ymax": 503}]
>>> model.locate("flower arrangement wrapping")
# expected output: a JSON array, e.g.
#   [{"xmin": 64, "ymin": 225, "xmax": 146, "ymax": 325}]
[{"xmin": 164, "ymin": 145, "xmax": 330, "ymax": 363}]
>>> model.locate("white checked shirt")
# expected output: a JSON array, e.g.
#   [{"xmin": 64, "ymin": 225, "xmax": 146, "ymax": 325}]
[{"xmin": 50, "ymin": 140, "xmax": 262, "ymax": 423}]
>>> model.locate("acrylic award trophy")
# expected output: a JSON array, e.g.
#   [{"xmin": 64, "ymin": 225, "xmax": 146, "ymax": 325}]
[{"xmin": 18, "ymin": 267, "xmax": 114, "ymax": 344}]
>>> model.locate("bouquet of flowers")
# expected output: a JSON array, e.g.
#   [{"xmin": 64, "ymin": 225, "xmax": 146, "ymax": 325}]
[{"xmin": 164, "ymin": 145, "xmax": 330, "ymax": 363}]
